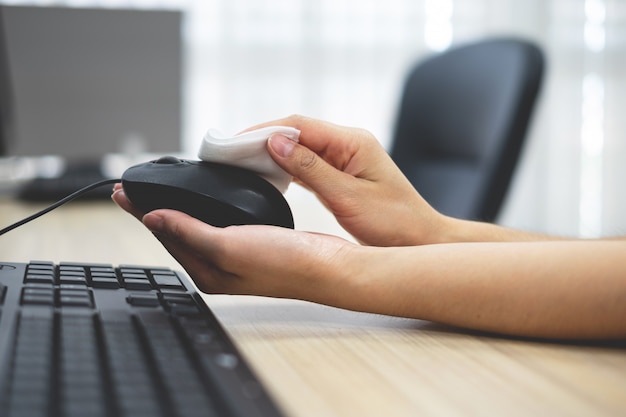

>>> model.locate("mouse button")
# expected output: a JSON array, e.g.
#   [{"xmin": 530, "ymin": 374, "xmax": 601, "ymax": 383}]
[
  {"xmin": 121, "ymin": 165, "xmax": 174, "ymax": 188},
  {"xmin": 130, "ymin": 183, "xmax": 254, "ymax": 227},
  {"xmin": 169, "ymin": 161, "xmax": 294, "ymax": 228},
  {"xmin": 255, "ymin": 196, "xmax": 294, "ymax": 228},
  {"xmin": 264, "ymin": 193, "xmax": 295, "ymax": 228},
  {"xmin": 154, "ymin": 156, "xmax": 184, "ymax": 164},
  {"xmin": 225, "ymin": 186, "xmax": 294, "ymax": 228}
]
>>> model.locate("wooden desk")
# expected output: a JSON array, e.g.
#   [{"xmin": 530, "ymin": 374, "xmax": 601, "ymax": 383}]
[{"xmin": 1, "ymin": 195, "xmax": 625, "ymax": 417}]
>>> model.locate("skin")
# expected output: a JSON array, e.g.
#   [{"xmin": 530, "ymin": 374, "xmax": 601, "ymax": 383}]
[{"xmin": 112, "ymin": 115, "xmax": 626, "ymax": 340}]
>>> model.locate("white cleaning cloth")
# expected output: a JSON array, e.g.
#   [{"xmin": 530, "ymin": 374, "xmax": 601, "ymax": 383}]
[{"xmin": 198, "ymin": 126, "xmax": 300, "ymax": 193}]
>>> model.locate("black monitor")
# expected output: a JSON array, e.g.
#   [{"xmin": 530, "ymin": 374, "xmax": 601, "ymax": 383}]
[
  {"xmin": 1, "ymin": 4, "xmax": 182, "ymax": 158},
  {"xmin": 0, "ymin": 5, "xmax": 183, "ymax": 199},
  {"xmin": 0, "ymin": 7, "xmax": 14, "ymax": 157}
]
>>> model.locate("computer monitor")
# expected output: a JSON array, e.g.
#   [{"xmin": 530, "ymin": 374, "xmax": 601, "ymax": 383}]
[
  {"xmin": 0, "ymin": 7, "xmax": 13, "ymax": 157},
  {"xmin": 0, "ymin": 5, "xmax": 182, "ymax": 160}
]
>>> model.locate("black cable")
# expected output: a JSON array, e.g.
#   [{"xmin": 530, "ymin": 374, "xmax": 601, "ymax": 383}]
[{"xmin": 0, "ymin": 178, "xmax": 121, "ymax": 236}]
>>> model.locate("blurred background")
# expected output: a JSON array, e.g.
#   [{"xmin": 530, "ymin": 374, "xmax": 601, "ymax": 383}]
[{"xmin": 1, "ymin": 0, "xmax": 625, "ymax": 238}]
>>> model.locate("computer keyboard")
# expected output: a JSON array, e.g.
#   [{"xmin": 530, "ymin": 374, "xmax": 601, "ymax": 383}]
[
  {"xmin": 17, "ymin": 172, "xmax": 114, "ymax": 201},
  {"xmin": 0, "ymin": 261, "xmax": 285, "ymax": 417}
]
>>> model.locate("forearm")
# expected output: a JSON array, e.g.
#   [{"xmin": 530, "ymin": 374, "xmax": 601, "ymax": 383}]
[
  {"xmin": 340, "ymin": 240, "xmax": 626, "ymax": 339},
  {"xmin": 434, "ymin": 215, "xmax": 561, "ymax": 243},
  {"xmin": 431, "ymin": 215, "xmax": 626, "ymax": 244}
]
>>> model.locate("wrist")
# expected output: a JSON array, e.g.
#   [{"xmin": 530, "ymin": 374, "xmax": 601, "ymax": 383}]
[
  {"xmin": 435, "ymin": 215, "xmax": 555, "ymax": 243},
  {"xmin": 406, "ymin": 210, "xmax": 464, "ymax": 246}
]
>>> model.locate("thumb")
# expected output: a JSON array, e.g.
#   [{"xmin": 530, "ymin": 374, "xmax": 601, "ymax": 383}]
[{"xmin": 268, "ymin": 133, "xmax": 350, "ymax": 198}]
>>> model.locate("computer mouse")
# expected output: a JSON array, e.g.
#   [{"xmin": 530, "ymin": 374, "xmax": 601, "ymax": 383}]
[{"xmin": 121, "ymin": 156, "xmax": 294, "ymax": 228}]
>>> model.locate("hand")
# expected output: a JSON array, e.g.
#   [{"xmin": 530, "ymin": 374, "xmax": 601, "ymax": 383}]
[
  {"xmin": 250, "ymin": 115, "xmax": 446, "ymax": 246},
  {"xmin": 112, "ymin": 185, "xmax": 370, "ymax": 308}
]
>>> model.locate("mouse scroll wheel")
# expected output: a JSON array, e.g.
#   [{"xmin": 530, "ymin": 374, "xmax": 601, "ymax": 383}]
[{"xmin": 154, "ymin": 156, "xmax": 183, "ymax": 164}]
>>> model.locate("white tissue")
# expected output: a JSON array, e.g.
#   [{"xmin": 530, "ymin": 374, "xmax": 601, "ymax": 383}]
[{"xmin": 198, "ymin": 126, "xmax": 300, "ymax": 193}]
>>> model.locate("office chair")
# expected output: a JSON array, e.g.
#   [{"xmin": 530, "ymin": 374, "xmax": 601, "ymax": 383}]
[{"xmin": 389, "ymin": 37, "xmax": 544, "ymax": 222}]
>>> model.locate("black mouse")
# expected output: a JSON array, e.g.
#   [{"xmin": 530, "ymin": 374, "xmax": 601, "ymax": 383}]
[{"xmin": 121, "ymin": 156, "xmax": 294, "ymax": 228}]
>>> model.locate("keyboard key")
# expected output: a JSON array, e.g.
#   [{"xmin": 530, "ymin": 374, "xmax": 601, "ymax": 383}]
[
  {"xmin": 120, "ymin": 268, "xmax": 149, "ymax": 279},
  {"xmin": 58, "ymin": 289, "xmax": 93, "ymax": 308},
  {"xmin": 161, "ymin": 293, "xmax": 195, "ymax": 304},
  {"xmin": 160, "ymin": 294, "xmax": 202, "ymax": 317},
  {"xmin": 120, "ymin": 268, "xmax": 154, "ymax": 290},
  {"xmin": 126, "ymin": 292, "xmax": 160, "ymax": 307},
  {"xmin": 123, "ymin": 272, "xmax": 149, "ymax": 280},
  {"xmin": 91, "ymin": 277, "xmax": 121, "ymax": 289},
  {"xmin": 90, "ymin": 266, "xmax": 116, "ymax": 274},
  {"xmin": 153, "ymin": 273, "xmax": 184, "ymax": 289},
  {"xmin": 87, "ymin": 266, "xmax": 120, "ymax": 288},
  {"xmin": 59, "ymin": 275, "xmax": 88, "ymax": 285},
  {"xmin": 27, "ymin": 261, "xmax": 55, "ymax": 273},
  {"xmin": 21, "ymin": 287, "xmax": 55, "ymax": 306},
  {"xmin": 124, "ymin": 279, "xmax": 153, "ymax": 291},
  {"xmin": 59, "ymin": 266, "xmax": 85, "ymax": 273},
  {"xmin": 24, "ymin": 273, "xmax": 55, "ymax": 285}
]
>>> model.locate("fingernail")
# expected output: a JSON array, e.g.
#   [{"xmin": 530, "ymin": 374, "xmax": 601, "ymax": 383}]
[
  {"xmin": 269, "ymin": 134, "xmax": 296, "ymax": 158},
  {"xmin": 111, "ymin": 188, "xmax": 124, "ymax": 203},
  {"xmin": 143, "ymin": 212, "xmax": 164, "ymax": 233}
]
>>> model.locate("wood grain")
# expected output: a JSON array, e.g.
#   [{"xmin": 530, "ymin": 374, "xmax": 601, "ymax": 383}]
[{"xmin": 2, "ymin": 196, "xmax": 625, "ymax": 417}]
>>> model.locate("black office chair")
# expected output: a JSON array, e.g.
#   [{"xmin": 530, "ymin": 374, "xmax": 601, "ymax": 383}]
[{"xmin": 389, "ymin": 37, "xmax": 544, "ymax": 222}]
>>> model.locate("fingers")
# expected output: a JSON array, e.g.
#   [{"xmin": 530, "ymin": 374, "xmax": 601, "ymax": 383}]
[
  {"xmin": 141, "ymin": 210, "xmax": 243, "ymax": 291},
  {"xmin": 268, "ymin": 133, "xmax": 358, "ymax": 206},
  {"xmin": 248, "ymin": 115, "xmax": 364, "ymax": 166},
  {"xmin": 140, "ymin": 209, "xmax": 358, "ymax": 295},
  {"xmin": 142, "ymin": 210, "xmax": 299, "ymax": 276},
  {"xmin": 148, "ymin": 226, "xmax": 237, "ymax": 293},
  {"xmin": 142, "ymin": 210, "xmax": 213, "ymax": 248},
  {"xmin": 111, "ymin": 186, "xmax": 145, "ymax": 221},
  {"xmin": 244, "ymin": 115, "xmax": 339, "ymax": 151}
]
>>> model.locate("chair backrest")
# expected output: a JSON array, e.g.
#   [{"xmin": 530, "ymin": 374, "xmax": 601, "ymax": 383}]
[{"xmin": 389, "ymin": 37, "xmax": 544, "ymax": 222}]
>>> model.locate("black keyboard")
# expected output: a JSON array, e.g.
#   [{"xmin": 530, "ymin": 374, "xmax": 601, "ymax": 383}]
[
  {"xmin": 17, "ymin": 173, "xmax": 114, "ymax": 201},
  {"xmin": 17, "ymin": 159, "xmax": 115, "ymax": 202},
  {"xmin": 0, "ymin": 261, "xmax": 285, "ymax": 417}
]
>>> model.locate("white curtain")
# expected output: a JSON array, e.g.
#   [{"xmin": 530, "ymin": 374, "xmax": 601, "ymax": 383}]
[
  {"xmin": 183, "ymin": 0, "xmax": 626, "ymax": 238},
  {"xmin": 8, "ymin": 0, "xmax": 626, "ymax": 237}
]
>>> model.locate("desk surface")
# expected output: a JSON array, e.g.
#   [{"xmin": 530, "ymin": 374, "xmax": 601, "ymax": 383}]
[{"xmin": 1, "ymin": 193, "xmax": 625, "ymax": 417}]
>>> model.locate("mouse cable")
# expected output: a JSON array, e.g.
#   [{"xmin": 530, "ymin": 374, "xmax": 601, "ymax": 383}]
[{"xmin": 0, "ymin": 178, "xmax": 122, "ymax": 236}]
